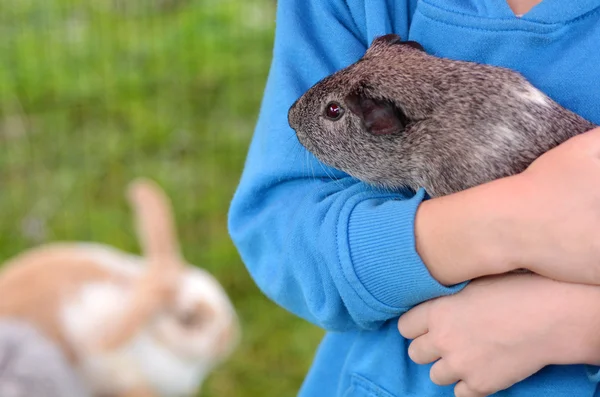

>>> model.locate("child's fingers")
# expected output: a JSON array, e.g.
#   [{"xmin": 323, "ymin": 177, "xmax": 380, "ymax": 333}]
[
  {"xmin": 429, "ymin": 359, "xmax": 460, "ymax": 386},
  {"xmin": 407, "ymin": 333, "xmax": 440, "ymax": 364},
  {"xmin": 454, "ymin": 380, "xmax": 487, "ymax": 397},
  {"xmin": 397, "ymin": 300, "xmax": 432, "ymax": 339}
]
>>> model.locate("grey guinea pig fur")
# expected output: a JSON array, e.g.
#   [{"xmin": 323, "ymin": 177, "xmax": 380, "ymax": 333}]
[{"xmin": 288, "ymin": 34, "xmax": 597, "ymax": 197}]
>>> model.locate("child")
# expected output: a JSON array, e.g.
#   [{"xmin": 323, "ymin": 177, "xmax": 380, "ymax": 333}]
[{"xmin": 228, "ymin": 0, "xmax": 600, "ymax": 395}]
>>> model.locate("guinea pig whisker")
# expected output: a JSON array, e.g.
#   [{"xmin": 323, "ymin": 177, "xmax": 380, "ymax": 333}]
[
  {"xmin": 283, "ymin": 138, "xmax": 304, "ymax": 168},
  {"xmin": 309, "ymin": 151, "xmax": 317, "ymax": 181},
  {"xmin": 317, "ymin": 162, "xmax": 344, "ymax": 190},
  {"xmin": 283, "ymin": 133, "xmax": 300, "ymax": 150},
  {"xmin": 302, "ymin": 149, "xmax": 311, "ymax": 179}
]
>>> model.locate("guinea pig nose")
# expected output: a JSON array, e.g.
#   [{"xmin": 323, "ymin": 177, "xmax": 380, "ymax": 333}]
[{"xmin": 288, "ymin": 101, "xmax": 299, "ymax": 129}]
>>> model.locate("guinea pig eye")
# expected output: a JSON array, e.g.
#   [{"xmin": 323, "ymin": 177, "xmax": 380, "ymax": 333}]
[{"xmin": 324, "ymin": 102, "xmax": 344, "ymax": 120}]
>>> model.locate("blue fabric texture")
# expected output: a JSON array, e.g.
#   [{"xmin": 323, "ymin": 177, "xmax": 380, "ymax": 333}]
[{"xmin": 228, "ymin": 0, "xmax": 600, "ymax": 395}]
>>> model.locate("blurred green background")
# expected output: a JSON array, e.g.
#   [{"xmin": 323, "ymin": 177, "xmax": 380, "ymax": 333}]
[{"xmin": 0, "ymin": 0, "xmax": 324, "ymax": 396}]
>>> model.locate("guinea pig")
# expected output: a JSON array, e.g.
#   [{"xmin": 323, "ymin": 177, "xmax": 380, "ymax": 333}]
[{"xmin": 288, "ymin": 34, "xmax": 597, "ymax": 197}]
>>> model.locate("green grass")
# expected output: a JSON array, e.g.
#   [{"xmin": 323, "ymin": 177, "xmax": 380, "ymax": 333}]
[{"xmin": 0, "ymin": 0, "xmax": 324, "ymax": 395}]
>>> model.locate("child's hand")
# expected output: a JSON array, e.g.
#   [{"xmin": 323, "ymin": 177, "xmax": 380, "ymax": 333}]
[{"xmin": 397, "ymin": 273, "xmax": 600, "ymax": 397}]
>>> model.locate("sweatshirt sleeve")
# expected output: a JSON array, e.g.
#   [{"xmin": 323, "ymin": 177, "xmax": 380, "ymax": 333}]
[{"xmin": 227, "ymin": 0, "xmax": 466, "ymax": 331}]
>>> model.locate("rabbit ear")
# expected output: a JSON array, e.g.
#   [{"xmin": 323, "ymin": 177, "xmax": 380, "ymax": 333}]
[
  {"xmin": 127, "ymin": 178, "xmax": 184, "ymax": 267},
  {"xmin": 344, "ymin": 90, "xmax": 409, "ymax": 136},
  {"xmin": 94, "ymin": 178, "xmax": 184, "ymax": 351}
]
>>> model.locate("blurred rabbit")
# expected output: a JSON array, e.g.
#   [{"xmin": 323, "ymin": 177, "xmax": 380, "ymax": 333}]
[
  {"xmin": 0, "ymin": 319, "xmax": 91, "ymax": 397},
  {"xmin": 0, "ymin": 178, "xmax": 240, "ymax": 397}
]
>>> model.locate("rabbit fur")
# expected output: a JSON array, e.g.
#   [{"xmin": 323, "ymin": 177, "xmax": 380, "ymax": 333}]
[
  {"xmin": 288, "ymin": 34, "xmax": 597, "ymax": 197},
  {"xmin": 0, "ymin": 319, "xmax": 91, "ymax": 397},
  {"xmin": 0, "ymin": 178, "xmax": 240, "ymax": 397}
]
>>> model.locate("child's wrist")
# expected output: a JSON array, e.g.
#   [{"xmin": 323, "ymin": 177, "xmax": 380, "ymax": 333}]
[
  {"xmin": 476, "ymin": 174, "xmax": 541, "ymax": 274},
  {"xmin": 574, "ymin": 289, "xmax": 600, "ymax": 366},
  {"xmin": 537, "ymin": 280, "xmax": 600, "ymax": 367},
  {"xmin": 415, "ymin": 176, "xmax": 524, "ymax": 285}
]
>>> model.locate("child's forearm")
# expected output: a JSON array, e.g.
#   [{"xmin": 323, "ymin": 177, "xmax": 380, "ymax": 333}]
[{"xmin": 553, "ymin": 287, "xmax": 600, "ymax": 368}]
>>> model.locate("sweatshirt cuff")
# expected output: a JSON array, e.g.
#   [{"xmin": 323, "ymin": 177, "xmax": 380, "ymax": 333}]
[{"xmin": 339, "ymin": 188, "xmax": 467, "ymax": 311}]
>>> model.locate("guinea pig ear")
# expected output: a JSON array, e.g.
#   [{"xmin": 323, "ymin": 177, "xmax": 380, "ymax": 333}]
[
  {"xmin": 345, "ymin": 92, "xmax": 409, "ymax": 136},
  {"xmin": 402, "ymin": 40, "xmax": 424, "ymax": 52},
  {"xmin": 371, "ymin": 33, "xmax": 402, "ymax": 47},
  {"xmin": 369, "ymin": 35, "xmax": 424, "ymax": 53}
]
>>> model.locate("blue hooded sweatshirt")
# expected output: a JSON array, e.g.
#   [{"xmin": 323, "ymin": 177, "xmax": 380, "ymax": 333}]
[{"xmin": 228, "ymin": 0, "xmax": 600, "ymax": 395}]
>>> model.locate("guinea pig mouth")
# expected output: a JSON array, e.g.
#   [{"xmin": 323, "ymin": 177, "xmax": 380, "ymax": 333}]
[{"xmin": 295, "ymin": 130, "xmax": 324, "ymax": 156}]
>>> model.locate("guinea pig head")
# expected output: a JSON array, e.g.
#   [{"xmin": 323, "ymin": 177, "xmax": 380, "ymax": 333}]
[{"xmin": 288, "ymin": 34, "xmax": 430, "ymax": 188}]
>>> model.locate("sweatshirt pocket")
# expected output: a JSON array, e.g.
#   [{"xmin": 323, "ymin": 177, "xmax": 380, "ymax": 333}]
[{"xmin": 343, "ymin": 374, "xmax": 397, "ymax": 397}]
